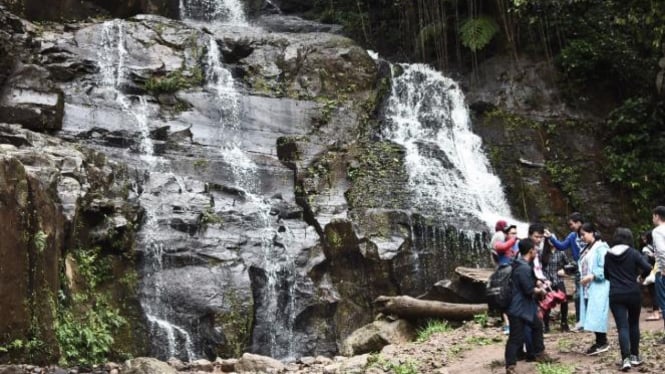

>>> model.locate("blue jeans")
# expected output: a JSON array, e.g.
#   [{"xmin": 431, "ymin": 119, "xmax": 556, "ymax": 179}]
[
  {"xmin": 656, "ymin": 272, "xmax": 665, "ymax": 320},
  {"xmin": 609, "ymin": 293, "xmax": 641, "ymax": 360}
]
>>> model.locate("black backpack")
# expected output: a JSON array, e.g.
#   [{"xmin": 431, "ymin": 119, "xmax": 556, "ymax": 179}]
[{"xmin": 486, "ymin": 263, "xmax": 514, "ymax": 311}]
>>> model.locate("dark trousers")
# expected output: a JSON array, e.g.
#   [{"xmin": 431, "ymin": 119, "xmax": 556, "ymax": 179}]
[
  {"xmin": 657, "ymin": 273, "xmax": 665, "ymax": 327},
  {"xmin": 574, "ymin": 272, "xmax": 581, "ymax": 322},
  {"xmin": 610, "ymin": 292, "xmax": 642, "ymax": 359},
  {"xmin": 505, "ymin": 314, "xmax": 544, "ymax": 367}
]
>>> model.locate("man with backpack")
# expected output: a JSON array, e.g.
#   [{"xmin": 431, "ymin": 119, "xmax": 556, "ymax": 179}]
[{"xmin": 505, "ymin": 238, "xmax": 556, "ymax": 373}]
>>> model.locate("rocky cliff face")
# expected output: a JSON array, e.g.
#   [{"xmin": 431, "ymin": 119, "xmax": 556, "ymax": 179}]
[
  {"xmin": 465, "ymin": 56, "xmax": 621, "ymax": 234},
  {"xmin": 0, "ymin": 0, "xmax": 623, "ymax": 366}
]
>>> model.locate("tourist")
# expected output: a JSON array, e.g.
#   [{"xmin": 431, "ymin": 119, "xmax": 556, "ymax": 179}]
[
  {"xmin": 494, "ymin": 224, "xmax": 518, "ymax": 334},
  {"xmin": 544, "ymin": 212, "xmax": 584, "ymax": 330},
  {"xmin": 504, "ymin": 238, "xmax": 555, "ymax": 374},
  {"xmin": 541, "ymin": 239, "xmax": 571, "ymax": 332},
  {"xmin": 494, "ymin": 224, "xmax": 518, "ymax": 265},
  {"xmin": 640, "ymin": 231, "xmax": 660, "ymax": 321},
  {"xmin": 651, "ymin": 206, "xmax": 665, "ymax": 344},
  {"xmin": 490, "ymin": 220, "xmax": 508, "ymax": 264},
  {"xmin": 605, "ymin": 227, "xmax": 652, "ymax": 371},
  {"xmin": 577, "ymin": 222, "xmax": 610, "ymax": 355},
  {"xmin": 528, "ymin": 223, "xmax": 549, "ymax": 284}
]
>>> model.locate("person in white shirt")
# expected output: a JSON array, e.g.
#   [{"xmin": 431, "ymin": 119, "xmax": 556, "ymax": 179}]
[{"xmin": 651, "ymin": 206, "xmax": 665, "ymax": 344}]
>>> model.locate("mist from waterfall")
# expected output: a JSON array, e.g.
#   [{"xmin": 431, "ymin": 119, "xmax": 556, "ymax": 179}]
[{"xmin": 384, "ymin": 64, "xmax": 514, "ymax": 231}]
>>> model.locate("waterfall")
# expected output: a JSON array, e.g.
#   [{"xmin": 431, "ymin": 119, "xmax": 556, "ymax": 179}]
[
  {"xmin": 205, "ymin": 36, "xmax": 299, "ymax": 360},
  {"xmin": 98, "ymin": 20, "xmax": 195, "ymax": 361},
  {"xmin": 384, "ymin": 64, "xmax": 513, "ymax": 231},
  {"xmin": 180, "ymin": 0, "xmax": 247, "ymax": 25},
  {"xmin": 139, "ymin": 182, "xmax": 197, "ymax": 361},
  {"xmin": 98, "ymin": 20, "xmax": 156, "ymax": 167}
]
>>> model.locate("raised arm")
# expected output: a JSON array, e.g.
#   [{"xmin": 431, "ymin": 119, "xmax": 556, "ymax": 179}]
[
  {"xmin": 550, "ymin": 232, "xmax": 574, "ymax": 251},
  {"xmin": 494, "ymin": 236, "xmax": 517, "ymax": 254}
]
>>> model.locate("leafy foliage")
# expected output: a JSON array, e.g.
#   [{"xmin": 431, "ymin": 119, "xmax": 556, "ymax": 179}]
[
  {"xmin": 459, "ymin": 16, "xmax": 499, "ymax": 52},
  {"xmin": 603, "ymin": 97, "xmax": 665, "ymax": 220},
  {"xmin": 144, "ymin": 67, "xmax": 204, "ymax": 95},
  {"xmin": 55, "ymin": 247, "xmax": 126, "ymax": 366},
  {"xmin": 33, "ymin": 230, "xmax": 48, "ymax": 253},
  {"xmin": 55, "ymin": 298, "xmax": 126, "ymax": 366}
]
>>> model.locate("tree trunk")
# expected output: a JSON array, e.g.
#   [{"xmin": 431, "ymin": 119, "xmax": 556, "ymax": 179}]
[{"xmin": 374, "ymin": 295, "xmax": 487, "ymax": 320}]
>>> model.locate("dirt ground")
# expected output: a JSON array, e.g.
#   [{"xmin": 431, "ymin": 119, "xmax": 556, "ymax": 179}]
[
  {"xmin": 445, "ymin": 304, "xmax": 665, "ymax": 374},
  {"xmin": 379, "ymin": 302, "xmax": 665, "ymax": 374}
]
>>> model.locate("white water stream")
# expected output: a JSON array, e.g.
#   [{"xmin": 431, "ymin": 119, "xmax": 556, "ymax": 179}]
[
  {"xmin": 384, "ymin": 64, "xmax": 515, "ymax": 231},
  {"xmin": 180, "ymin": 0, "xmax": 247, "ymax": 25},
  {"xmin": 204, "ymin": 35, "xmax": 299, "ymax": 360},
  {"xmin": 98, "ymin": 20, "xmax": 195, "ymax": 360}
]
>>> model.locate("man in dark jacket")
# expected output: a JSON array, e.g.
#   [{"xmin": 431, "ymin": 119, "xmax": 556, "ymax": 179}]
[{"xmin": 505, "ymin": 238, "xmax": 555, "ymax": 374}]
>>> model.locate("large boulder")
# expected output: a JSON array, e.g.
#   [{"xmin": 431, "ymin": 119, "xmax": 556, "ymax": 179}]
[
  {"xmin": 341, "ymin": 319, "xmax": 416, "ymax": 356},
  {"xmin": 235, "ymin": 353, "xmax": 285, "ymax": 373},
  {"xmin": 122, "ymin": 357, "xmax": 178, "ymax": 374}
]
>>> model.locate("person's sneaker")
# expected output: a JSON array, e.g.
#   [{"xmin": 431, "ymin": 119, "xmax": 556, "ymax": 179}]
[
  {"xmin": 586, "ymin": 343, "xmax": 609, "ymax": 356},
  {"xmin": 560, "ymin": 323, "xmax": 570, "ymax": 332},
  {"xmin": 503, "ymin": 325, "xmax": 510, "ymax": 335},
  {"xmin": 506, "ymin": 365, "xmax": 517, "ymax": 374},
  {"xmin": 572, "ymin": 322, "xmax": 584, "ymax": 332},
  {"xmin": 629, "ymin": 355, "xmax": 642, "ymax": 366},
  {"xmin": 621, "ymin": 357, "xmax": 631, "ymax": 371}
]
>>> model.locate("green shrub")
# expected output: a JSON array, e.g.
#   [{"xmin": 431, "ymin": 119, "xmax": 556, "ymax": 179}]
[{"xmin": 416, "ymin": 319, "xmax": 451, "ymax": 342}]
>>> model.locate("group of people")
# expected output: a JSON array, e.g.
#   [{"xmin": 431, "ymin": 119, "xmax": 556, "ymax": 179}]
[{"xmin": 491, "ymin": 207, "xmax": 665, "ymax": 373}]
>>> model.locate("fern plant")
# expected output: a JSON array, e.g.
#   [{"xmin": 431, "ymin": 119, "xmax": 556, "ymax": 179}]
[{"xmin": 459, "ymin": 16, "xmax": 499, "ymax": 52}]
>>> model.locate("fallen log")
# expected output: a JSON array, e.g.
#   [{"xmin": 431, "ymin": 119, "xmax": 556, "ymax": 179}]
[{"xmin": 374, "ymin": 295, "xmax": 488, "ymax": 320}]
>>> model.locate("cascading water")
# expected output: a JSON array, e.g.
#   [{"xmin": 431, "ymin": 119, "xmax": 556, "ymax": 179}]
[
  {"xmin": 98, "ymin": 19, "xmax": 195, "ymax": 360},
  {"xmin": 384, "ymin": 64, "xmax": 513, "ymax": 230},
  {"xmin": 180, "ymin": 0, "xmax": 247, "ymax": 25},
  {"xmin": 205, "ymin": 37, "xmax": 299, "ymax": 360},
  {"xmin": 98, "ymin": 20, "xmax": 156, "ymax": 167}
]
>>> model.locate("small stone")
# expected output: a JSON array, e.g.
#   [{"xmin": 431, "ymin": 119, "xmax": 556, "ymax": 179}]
[
  {"xmin": 299, "ymin": 356, "xmax": 315, "ymax": 365},
  {"xmin": 189, "ymin": 359, "xmax": 214, "ymax": 372},
  {"xmin": 167, "ymin": 357, "xmax": 185, "ymax": 370},
  {"xmin": 314, "ymin": 356, "xmax": 332, "ymax": 365},
  {"xmin": 104, "ymin": 362, "xmax": 120, "ymax": 370}
]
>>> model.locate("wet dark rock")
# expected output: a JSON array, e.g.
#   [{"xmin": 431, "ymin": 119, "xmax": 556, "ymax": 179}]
[
  {"xmin": 4, "ymin": 0, "xmax": 180, "ymax": 21},
  {"xmin": 0, "ymin": 64, "xmax": 64, "ymax": 131},
  {"xmin": 257, "ymin": 14, "xmax": 343, "ymax": 34}
]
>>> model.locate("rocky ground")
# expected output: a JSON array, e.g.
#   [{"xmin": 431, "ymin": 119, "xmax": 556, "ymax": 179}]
[{"xmin": 1, "ymin": 304, "xmax": 663, "ymax": 373}]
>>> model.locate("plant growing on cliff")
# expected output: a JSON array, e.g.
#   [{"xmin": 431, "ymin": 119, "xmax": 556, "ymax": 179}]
[
  {"xmin": 55, "ymin": 297, "xmax": 126, "ymax": 366},
  {"xmin": 34, "ymin": 230, "xmax": 48, "ymax": 253},
  {"xmin": 55, "ymin": 247, "xmax": 126, "ymax": 366},
  {"xmin": 144, "ymin": 67, "xmax": 204, "ymax": 95},
  {"xmin": 459, "ymin": 16, "xmax": 499, "ymax": 52}
]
